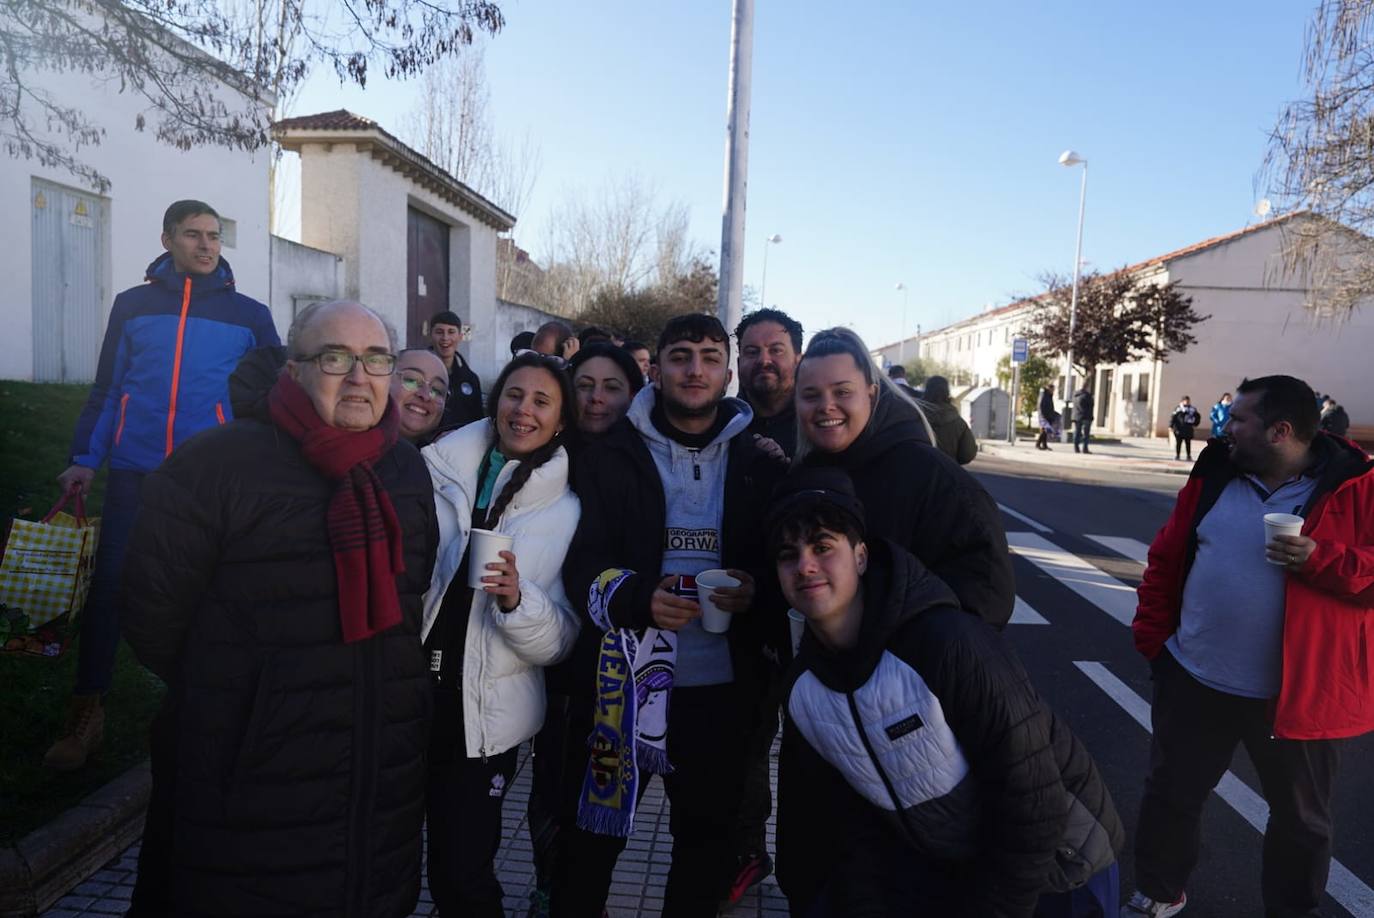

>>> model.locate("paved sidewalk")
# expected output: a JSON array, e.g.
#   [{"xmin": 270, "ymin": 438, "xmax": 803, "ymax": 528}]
[
  {"xmin": 977, "ymin": 433, "xmax": 1198, "ymax": 476},
  {"xmin": 42, "ymin": 742, "xmax": 789, "ymax": 918}
]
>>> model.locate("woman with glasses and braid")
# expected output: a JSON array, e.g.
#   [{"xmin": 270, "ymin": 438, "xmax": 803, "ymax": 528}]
[{"xmin": 419, "ymin": 351, "xmax": 583, "ymax": 917}]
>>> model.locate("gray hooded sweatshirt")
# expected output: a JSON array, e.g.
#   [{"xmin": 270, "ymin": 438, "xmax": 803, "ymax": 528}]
[{"xmin": 627, "ymin": 385, "xmax": 754, "ymax": 686}]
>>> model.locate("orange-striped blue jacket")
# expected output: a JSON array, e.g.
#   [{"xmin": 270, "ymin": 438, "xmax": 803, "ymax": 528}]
[{"xmin": 70, "ymin": 252, "xmax": 279, "ymax": 472}]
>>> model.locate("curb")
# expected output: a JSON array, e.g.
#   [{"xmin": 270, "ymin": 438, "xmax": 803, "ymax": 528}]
[
  {"xmin": 976, "ymin": 442, "xmax": 1193, "ymax": 476},
  {"xmin": 0, "ymin": 761, "xmax": 150, "ymax": 918}
]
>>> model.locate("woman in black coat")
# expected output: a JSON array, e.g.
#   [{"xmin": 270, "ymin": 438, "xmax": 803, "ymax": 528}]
[
  {"xmin": 794, "ymin": 327, "xmax": 1014, "ymax": 629},
  {"xmin": 122, "ymin": 302, "xmax": 438, "ymax": 918}
]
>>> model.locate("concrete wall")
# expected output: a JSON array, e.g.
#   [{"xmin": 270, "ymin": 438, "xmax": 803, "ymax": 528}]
[
  {"xmin": 295, "ymin": 142, "xmax": 502, "ymax": 381},
  {"xmin": 1149, "ymin": 226, "xmax": 1374, "ymax": 439},
  {"xmin": 1, "ymin": 41, "xmax": 271, "ymax": 380},
  {"xmin": 268, "ymin": 235, "xmax": 343, "ymax": 329}
]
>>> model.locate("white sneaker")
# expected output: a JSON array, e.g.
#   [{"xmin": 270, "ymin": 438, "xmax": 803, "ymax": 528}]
[{"xmin": 1121, "ymin": 890, "xmax": 1187, "ymax": 917}]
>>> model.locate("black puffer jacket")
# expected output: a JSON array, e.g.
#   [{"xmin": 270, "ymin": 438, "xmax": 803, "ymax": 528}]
[
  {"xmin": 800, "ymin": 390, "xmax": 1014, "ymax": 628},
  {"xmin": 777, "ymin": 541, "xmax": 1121, "ymax": 917},
  {"xmin": 122, "ymin": 408, "xmax": 438, "ymax": 918}
]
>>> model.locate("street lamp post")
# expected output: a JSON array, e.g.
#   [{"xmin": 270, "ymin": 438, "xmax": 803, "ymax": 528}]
[
  {"xmin": 896, "ymin": 282, "xmax": 909, "ymax": 364},
  {"xmin": 1059, "ymin": 149, "xmax": 1088, "ymax": 441},
  {"xmin": 759, "ymin": 233, "xmax": 782, "ymax": 309}
]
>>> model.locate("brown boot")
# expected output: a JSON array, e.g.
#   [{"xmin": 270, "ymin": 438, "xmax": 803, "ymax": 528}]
[{"xmin": 43, "ymin": 693, "xmax": 105, "ymax": 772}]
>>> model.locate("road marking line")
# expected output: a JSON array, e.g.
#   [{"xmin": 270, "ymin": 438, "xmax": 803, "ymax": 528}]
[
  {"xmin": 997, "ymin": 503, "xmax": 1052, "ymax": 533},
  {"xmin": 1007, "ymin": 532, "xmax": 1137, "ymax": 626},
  {"xmin": 1074, "ymin": 661, "xmax": 1374, "ymax": 917},
  {"xmin": 1086, "ymin": 534, "xmax": 1150, "ymax": 565},
  {"xmin": 1009, "ymin": 596, "xmax": 1049, "ymax": 625}
]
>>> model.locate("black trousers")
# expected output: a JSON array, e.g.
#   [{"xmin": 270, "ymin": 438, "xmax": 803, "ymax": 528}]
[
  {"xmin": 551, "ymin": 683, "xmax": 749, "ymax": 918},
  {"xmin": 1134, "ymin": 649, "xmax": 1343, "ymax": 918},
  {"xmin": 426, "ymin": 689, "xmax": 520, "ymax": 918},
  {"xmin": 734, "ymin": 670, "xmax": 782, "ymax": 860},
  {"xmin": 1174, "ymin": 432, "xmax": 1192, "ymax": 459},
  {"xmin": 528, "ymin": 692, "xmax": 575, "ymax": 890}
]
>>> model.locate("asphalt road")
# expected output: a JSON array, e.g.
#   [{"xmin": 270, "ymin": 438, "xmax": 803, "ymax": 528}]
[{"xmin": 970, "ymin": 455, "xmax": 1374, "ymax": 918}]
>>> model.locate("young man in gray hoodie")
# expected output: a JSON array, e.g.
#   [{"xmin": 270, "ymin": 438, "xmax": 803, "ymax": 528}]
[{"xmin": 556, "ymin": 314, "xmax": 786, "ymax": 917}]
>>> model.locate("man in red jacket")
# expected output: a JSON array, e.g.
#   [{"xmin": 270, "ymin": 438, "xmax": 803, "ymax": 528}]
[{"xmin": 1123, "ymin": 374, "xmax": 1374, "ymax": 918}]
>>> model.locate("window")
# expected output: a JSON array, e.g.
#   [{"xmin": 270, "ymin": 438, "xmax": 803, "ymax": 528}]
[
  {"xmin": 1137, "ymin": 373, "xmax": 1151, "ymax": 401},
  {"xmin": 1122, "ymin": 373, "xmax": 1133, "ymax": 400},
  {"xmin": 219, "ymin": 217, "xmax": 237, "ymax": 248}
]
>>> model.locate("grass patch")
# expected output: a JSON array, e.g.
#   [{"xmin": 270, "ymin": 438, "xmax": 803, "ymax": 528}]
[{"xmin": 0, "ymin": 381, "xmax": 164, "ymax": 845}]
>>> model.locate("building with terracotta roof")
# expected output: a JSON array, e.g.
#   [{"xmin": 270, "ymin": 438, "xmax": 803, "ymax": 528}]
[{"xmin": 873, "ymin": 214, "xmax": 1374, "ymax": 443}]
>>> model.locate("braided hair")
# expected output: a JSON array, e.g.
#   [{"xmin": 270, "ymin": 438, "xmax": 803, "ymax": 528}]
[{"xmin": 483, "ymin": 351, "xmax": 577, "ymax": 526}]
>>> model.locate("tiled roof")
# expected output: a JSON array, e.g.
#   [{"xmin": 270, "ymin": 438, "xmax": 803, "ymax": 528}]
[{"xmin": 273, "ymin": 109, "xmax": 515, "ymax": 231}]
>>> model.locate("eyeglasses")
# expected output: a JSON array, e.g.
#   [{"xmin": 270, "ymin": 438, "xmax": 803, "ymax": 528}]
[
  {"xmin": 398, "ymin": 372, "xmax": 449, "ymax": 400},
  {"xmin": 298, "ymin": 350, "xmax": 397, "ymax": 376}
]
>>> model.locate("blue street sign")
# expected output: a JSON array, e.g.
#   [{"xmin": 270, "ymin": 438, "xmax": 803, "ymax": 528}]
[{"xmin": 1012, "ymin": 337, "xmax": 1029, "ymax": 364}]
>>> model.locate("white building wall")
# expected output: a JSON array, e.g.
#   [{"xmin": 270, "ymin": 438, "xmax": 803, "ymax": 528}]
[
  {"xmin": 269, "ymin": 235, "xmax": 343, "ymax": 324},
  {"xmin": 295, "ymin": 143, "xmax": 503, "ymax": 382},
  {"xmin": 1146, "ymin": 228, "xmax": 1374, "ymax": 439},
  {"xmin": 1, "ymin": 56, "xmax": 271, "ymax": 380}
]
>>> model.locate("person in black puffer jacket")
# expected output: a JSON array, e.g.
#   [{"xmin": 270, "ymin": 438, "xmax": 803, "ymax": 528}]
[
  {"xmin": 795, "ymin": 328, "xmax": 1014, "ymax": 630},
  {"xmin": 121, "ymin": 301, "xmax": 438, "ymax": 918},
  {"xmin": 769, "ymin": 470, "xmax": 1123, "ymax": 918}
]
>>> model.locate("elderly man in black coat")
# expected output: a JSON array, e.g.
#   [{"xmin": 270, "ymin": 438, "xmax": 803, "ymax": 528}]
[{"xmin": 122, "ymin": 300, "xmax": 438, "ymax": 918}]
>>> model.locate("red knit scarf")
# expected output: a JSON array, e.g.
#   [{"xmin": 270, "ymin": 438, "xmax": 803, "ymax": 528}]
[{"xmin": 268, "ymin": 373, "xmax": 406, "ymax": 643}]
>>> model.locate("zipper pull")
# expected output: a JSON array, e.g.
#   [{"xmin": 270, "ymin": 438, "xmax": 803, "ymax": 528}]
[{"xmin": 691, "ymin": 448, "xmax": 701, "ymax": 481}]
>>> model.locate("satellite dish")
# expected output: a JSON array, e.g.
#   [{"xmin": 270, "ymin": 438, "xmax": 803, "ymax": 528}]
[{"xmin": 1254, "ymin": 199, "xmax": 1272, "ymax": 218}]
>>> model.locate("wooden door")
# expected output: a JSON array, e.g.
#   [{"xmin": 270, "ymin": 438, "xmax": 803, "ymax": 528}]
[{"xmin": 406, "ymin": 207, "xmax": 450, "ymax": 347}]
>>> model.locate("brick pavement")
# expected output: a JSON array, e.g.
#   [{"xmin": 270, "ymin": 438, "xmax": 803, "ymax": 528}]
[{"xmin": 42, "ymin": 742, "xmax": 789, "ymax": 918}]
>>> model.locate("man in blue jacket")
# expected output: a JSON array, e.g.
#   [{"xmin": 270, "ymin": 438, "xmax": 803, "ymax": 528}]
[{"xmin": 44, "ymin": 199, "xmax": 279, "ymax": 771}]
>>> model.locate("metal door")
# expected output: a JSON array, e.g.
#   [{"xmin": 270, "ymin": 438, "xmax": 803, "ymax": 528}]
[
  {"xmin": 31, "ymin": 180, "xmax": 106, "ymax": 381},
  {"xmin": 406, "ymin": 207, "xmax": 450, "ymax": 348}
]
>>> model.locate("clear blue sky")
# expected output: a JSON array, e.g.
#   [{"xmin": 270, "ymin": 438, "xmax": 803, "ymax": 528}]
[{"xmin": 288, "ymin": 1, "xmax": 1313, "ymax": 350}]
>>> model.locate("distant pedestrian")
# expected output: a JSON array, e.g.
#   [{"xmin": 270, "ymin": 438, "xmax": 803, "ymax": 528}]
[
  {"xmin": 1169, "ymin": 396, "xmax": 1200, "ymax": 461},
  {"xmin": 1036, "ymin": 385, "xmax": 1061, "ymax": 450},
  {"xmin": 1124, "ymin": 374, "xmax": 1374, "ymax": 918},
  {"xmin": 44, "ymin": 199, "xmax": 279, "ymax": 773},
  {"xmin": 887, "ymin": 363, "xmax": 914, "ymax": 390},
  {"xmin": 1208, "ymin": 392, "xmax": 1232, "ymax": 440},
  {"xmin": 770, "ymin": 469, "xmax": 1122, "ymax": 917},
  {"xmin": 623, "ymin": 339, "xmax": 652, "ymax": 383},
  {"xmin": 920, "ymin": 375, "xmax": 977, "ymax": 464},
  {"xmin": 429, "ymin": 310, "xmax": 484, "ymax": 429},
  {"xmin": 533, "ymin": 320, "xmax": 579, "ymax": 361},
  {"xmin": 1072, "ymin": 384, "xmax": 1095, "ymax": 454},
  {"xmin": 510, "ymin": 330, "xmax": 536, "ymax": 356},
  {"xmin": 1320, "ymin": 397, "xmax": 1350, "ymax": 438}
]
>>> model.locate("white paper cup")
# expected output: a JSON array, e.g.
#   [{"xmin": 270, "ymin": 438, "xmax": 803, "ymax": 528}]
[
  {"xmin": 695, "ymin": 569, "xmax": 740, "ymax": 634},
  {"xmin": 787, "ymin": 608, "xmax": 806, "ymax": 656},
  {"xmin": 468, "ymin": 529, "xmax": 515, "ymax": 589},
  {"xmin": 1263, "ymin": 513, "xmax": 1304, "ymax": 566}
]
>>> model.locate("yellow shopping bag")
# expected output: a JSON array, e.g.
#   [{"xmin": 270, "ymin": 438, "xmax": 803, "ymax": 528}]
[{"xmin": 0, "ymin": 491, "xmax": 99, "ymax": 657}]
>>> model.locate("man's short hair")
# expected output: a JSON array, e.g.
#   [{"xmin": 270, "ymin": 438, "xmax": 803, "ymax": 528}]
[
  {"xmin": 430, "ymin": 310, "xmax": 463, "ymax": 329},
  {"xmin": 623, "ymin": 339, "xmax": 649, "ymax": 354},
  {"xmin": 1236, "ymin": 375, "xmax": 1320, "ymax": 442},
  {"xmin": 578, "ymin": 325, "xmax": 613, "ymax": 346},
  {"xmin": 764, "ymin": 469, "xmax": 868, "ymax": 561},
  {"xmin": 288, "ymin": 300, "xmax": 398, "ymax": 356},
  {"xmin": 735, "ymin": 308, "xmax": 803, "ymax": 353},
  {"xmin": 533, "ymin": 320, "xmax": 575, "ymax": 354},
  {"xmin": 658, "ymin": 313, "xmax": 729, "ymax": 356},
  {"xmin": 887, "ymin": 365, "xmax": 907, "ymax": 380},
  {"xmin": 163, "ymin": 200, "xmax": 220, "ymax": 235},
  {"xmin": 510, "ymin": 331, "xmax": 535, "ymax": 355}
]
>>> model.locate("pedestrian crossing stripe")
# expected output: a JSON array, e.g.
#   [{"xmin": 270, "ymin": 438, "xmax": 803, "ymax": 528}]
[
  {"xmin": 1085, "ymin": 534, "xmax": 1150, "ymax": 565},
  {"xmin": 1009, "ymin": 596, "xmax": 1049, "ymax": 625},
  {"xmin": 1006, "ymin": 532, "xmax": 1137, "ymax": 627}
]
